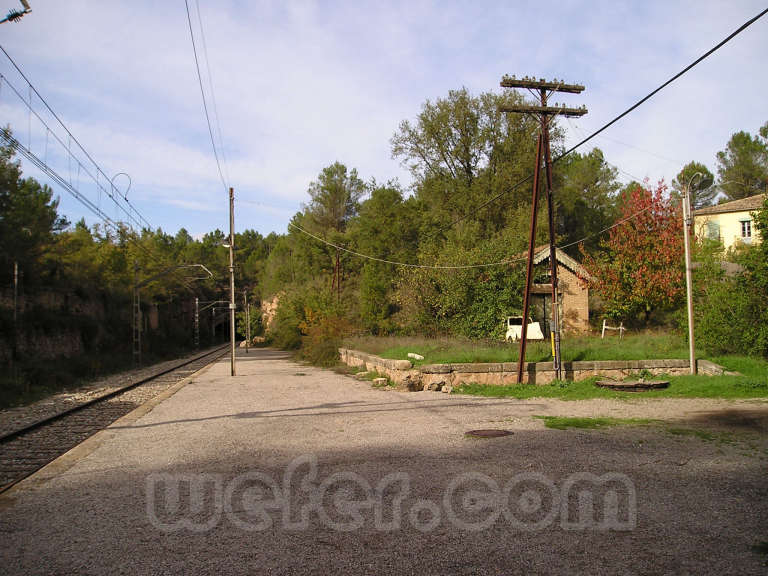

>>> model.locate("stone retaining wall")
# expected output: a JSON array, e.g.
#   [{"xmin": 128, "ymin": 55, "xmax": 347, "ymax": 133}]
[{"xmin": 338, "ymin": 348, "xmax": 731, "ymax": 390}]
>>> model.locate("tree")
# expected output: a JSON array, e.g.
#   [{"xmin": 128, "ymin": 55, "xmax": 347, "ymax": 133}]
[
  {"xmin": 671, "ymin": 161, "xmax": 716, "ymax": 208},
  {"xmin": 347, "ymin": 183, "xmax": 419, "ymax": 332},
  {"xmin": 304, "ymin": 162, "xmax": 365, "ymax": 233},
  {"xmin": 580, "ymin": 181, "xmax": 683, "ymax": 324},
  {"xmin": 715, "ymin": 126, "xmax": 768, "ymax": 200},
  {"xmin": 695, "ymin": 195, "xmax": 768, "ymax": 357},
  {"xmin": 553, "ymin": 148, "xmax": 620, "ymax": 254},
  {"xmin": 0, "ymin": 138, "xmax": 68, "ymax": 284},
  {"xmin": 390, "ymin": 87, "xmax": 541, "ymax": 238}
]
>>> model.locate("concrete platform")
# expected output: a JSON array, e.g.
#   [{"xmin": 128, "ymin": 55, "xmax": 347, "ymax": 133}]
[{"xmin": 1, "ymin": 348, "xmax": 767, "ymax": 575}]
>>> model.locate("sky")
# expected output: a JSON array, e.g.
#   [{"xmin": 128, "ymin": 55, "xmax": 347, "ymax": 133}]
[{"xmin": 0, "ymin": 1, "xmax": 766, "ymax": 238}]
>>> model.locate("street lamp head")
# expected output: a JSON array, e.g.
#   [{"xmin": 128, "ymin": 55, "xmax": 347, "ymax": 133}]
[{"xmin": 697, "ymin": 173, "xmax": 714, "ymax": 189}]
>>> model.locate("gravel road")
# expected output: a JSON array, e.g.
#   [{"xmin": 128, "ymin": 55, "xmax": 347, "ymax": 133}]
[{"xmin": 1, "ymin": 348, "xmax": 766, "ymax": 575}]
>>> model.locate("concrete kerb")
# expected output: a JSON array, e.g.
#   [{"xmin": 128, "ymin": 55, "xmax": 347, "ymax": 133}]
[{"xmin": 338, "ymin": 348, "xmax": 734, "ymax": 389}]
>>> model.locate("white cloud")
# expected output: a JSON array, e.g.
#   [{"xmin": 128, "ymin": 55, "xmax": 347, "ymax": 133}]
[{"xmin": 1, "ymin": 0, "xmax": 766, "ymax": 237}]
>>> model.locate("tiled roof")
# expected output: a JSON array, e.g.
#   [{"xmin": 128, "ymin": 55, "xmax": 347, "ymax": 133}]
[
  {"xmin": 695, "ymin": 193, "xmax": 766, "ymax": 216},
  {"xmin": 531, "ymin": 246, "xmax": 592, "ymax": 280}
]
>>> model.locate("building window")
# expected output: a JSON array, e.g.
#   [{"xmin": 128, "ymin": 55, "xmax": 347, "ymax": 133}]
[
  {"xmin": 741, "ymin": 219, "xmax": 752, "ymax": 239},
  {"xmin": 706, "ymin": 220, "xmax": 720, "ymax": 241}
]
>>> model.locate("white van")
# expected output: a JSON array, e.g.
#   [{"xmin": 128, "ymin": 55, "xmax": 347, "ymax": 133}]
[{"xmin": 505, "ymin": 316, "xmax": 545, "ymax": 341}]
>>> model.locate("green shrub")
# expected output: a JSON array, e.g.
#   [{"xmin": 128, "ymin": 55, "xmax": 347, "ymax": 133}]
[
  {"xmin": 268, "ymin": 283, "xmax": 350, "ymax": 363},
  {"xmin": 693, "ymin": 237, "xmax": 768, "ymax": 357},
  {"xmin": 300, "ymin": 314, "xmax": 348, "ymax": 366},
  {"xmin": 270, "ymin": 293, "xmax": 303, "ymax": 350}
]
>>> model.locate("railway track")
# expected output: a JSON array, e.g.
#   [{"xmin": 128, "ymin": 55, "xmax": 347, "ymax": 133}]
[{"xmin": 0, "ymin": 345, "xmax": 229, "ymax": 494}]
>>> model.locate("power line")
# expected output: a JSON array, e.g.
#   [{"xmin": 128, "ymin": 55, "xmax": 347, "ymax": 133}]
[
  {"xmin": 288, "ymin": 222, "xmax": 525, "ymax": 269},
  {"xmin": 184, "ymin": 0, "xmax": 228, "ymax": 193},
  {"xmin": 1, "ymin": 129, "xmax": 120, "ymax": 231},
  {"xmin": 587, "ymin": 131, "xmax": 682, "ymax": 167},
  {"xmin": 195, "ymin": 0, "xmax": 230, "ymax": 187},
  {"xmin": 0, "ymin": 51, "xmax": 204, "ymax": 294},
  {"xmin": 565, "ymin": 118, "xmax": 649, "ymax": 184},
  {"xmin": 559, "ymin": 7, "xmax": 767, "ymax": 162},
  {"xmin": 0, "ymin": 44, "xmax": 152, "ymax": 230},
  {"xmin": 0, "ymin": 129, "xmax": 200, "ymax": 294},
  {"xmin": 0, "ymin": 72, "xmax": 149, "ymax": 231},
  {"xmin": 434, "ymin": 6, "xmax": 768, "ymax": 235},
  {"xmin": 289, "ymin": 192, "xmax": 662, "ymax": 271},
  {"xmin": 0, "ymin": 49, "xmax": 214, "ymax": 299}
]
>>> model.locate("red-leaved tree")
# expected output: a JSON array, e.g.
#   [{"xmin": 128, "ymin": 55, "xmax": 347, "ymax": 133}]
[{"xmin": 580, "ymin": 181, "xmax": 684, "ymax": 324}]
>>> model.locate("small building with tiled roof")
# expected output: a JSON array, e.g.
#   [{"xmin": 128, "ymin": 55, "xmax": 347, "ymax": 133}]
[
  {"xmin": 524, "ymin": 246, "xmax": 593, "ymax": 334},
  {"xmin": 694, "ymin": 193, "xmax": 765, "ymax": 249}
]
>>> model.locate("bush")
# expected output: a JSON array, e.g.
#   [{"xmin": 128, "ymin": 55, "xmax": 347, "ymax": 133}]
[
  {"xmin": 300, "ymin": 314, "xmax": 349, "ymax": 366},
  {"xmin": 269, "ymin": 293, "xmax": 304, "ymax": 350},
  {"xmin": 693, "ymin": 198, "xmax": 768, "ymax": 358},
  {"xmin": 268, "ymin": 283, "xmax": 350, "ymax": 363}
]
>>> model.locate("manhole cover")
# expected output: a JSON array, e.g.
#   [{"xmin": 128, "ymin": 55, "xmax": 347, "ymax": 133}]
[
  {"xmin": 596, "ymin": 380, "xmax": 669, "ymax": 391},
  {"xmin": 465, "ymin": 429, "xmax": 513, "ymax": 438}
]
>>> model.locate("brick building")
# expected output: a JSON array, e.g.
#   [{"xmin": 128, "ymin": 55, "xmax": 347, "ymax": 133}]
[{"xmin": 527, "ymin": 246, "xmax": 592, "ymax": 334}]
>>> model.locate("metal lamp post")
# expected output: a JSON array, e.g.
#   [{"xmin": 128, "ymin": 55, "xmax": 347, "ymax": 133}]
[
  {"xmin": 682, "ymin": 172, "xmax": 703, "ymax": 375},
  {"xmin": 226, "ymin": 188, "xmax": 236, "ymax": 376}
]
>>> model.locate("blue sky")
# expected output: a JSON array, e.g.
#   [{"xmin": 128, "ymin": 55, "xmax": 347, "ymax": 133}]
[{"xmin": 0, "ymin": 1, "xmax": 766, "ymax": 238}]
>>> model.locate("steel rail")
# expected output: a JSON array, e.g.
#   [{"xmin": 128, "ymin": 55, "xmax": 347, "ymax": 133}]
[{"xmin": 0, "ymin": 344, "xmax": 229, "ymax": 445}]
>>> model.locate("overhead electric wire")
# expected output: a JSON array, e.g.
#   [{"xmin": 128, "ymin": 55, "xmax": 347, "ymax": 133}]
[
  {"xmin": 565, "ymin": 117, "xmax": 650, "ymax": 184},
  {"xmin": 0, "ymin": 47, "xmax": 211, "ymax": 295},
  {"xmin": 0, "ymin": 44, "xmax": 152, "ymax": 231},
  {"xmin": 289, "ymin": 194, "xmax": 660, "ymax": 270},
  {"xmin": 194, "ymin": 0, "xmax": 230, "ymax": 186},
  {"xmin": 0, "ymin": 129, "xmax": 120, "ymax": 231},
  {"xmin": 0, "ymin": 72, "xmax": 147, "ymax": 231},
  {"xmin": 0, "ymin": 110, "xmax": 199, "ymax": 293},
  {"xmin": 0, "ymin": 129, "xmax": 201, "ymax": 292},
  {"xmin": 184, "ymin": 0, "xmax": 228, "ymax": 193},
  {"xmin": 434, "ymin": 6, "xmax": 768, "ymax": 235},
  {"xmin": 586, "ymin": 131, "xmax": 682, "ymax": 167},
  {"xmin": 288, "ymin": 222, "xmax": 526, "ymax": 269}
]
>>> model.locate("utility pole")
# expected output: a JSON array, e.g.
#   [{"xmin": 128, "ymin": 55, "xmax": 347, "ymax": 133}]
[
  {"xmin": 133, "ymin": 264, "xmax": 211, "ymax": 365},
  {"xmin": 194, "ymin": 297, "xmax": 200, "ymax": 349},
  {"xmin": 229, "ymin": 187, "xmax": 236, "ymax": 376},
  {"xmin": 517, "ymin": 134, "xmax": 543, "ymax": 384},
  {"xmin": 0, "ymin": 1, "xmax": 31, "ymax": 24},
  {"xmin": 500, "ymin": 76, "xmax": 587, "ymax": 383},
  {"xmin": 682, "ymin": 173, "xmax": 702, "ymax": 375},
  {"xmin": 243, "ymin": 290, "xmax": 249, "ymax": 354},
  {"xmin": 11, "ymin": 260, "xmax": 18, "ymax": 381},
  {"xmin": 133, "ymin": 261, "xmax": 141, "ymax": 366},
  {"xmin": 12, "ymin": 261, "xmax": 17, "ymax": 327}
]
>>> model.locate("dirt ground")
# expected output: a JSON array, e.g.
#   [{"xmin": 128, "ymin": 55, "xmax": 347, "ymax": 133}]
[{"xmin": 1, "ymin": 348, "xmax": 766, "ymax": 575}]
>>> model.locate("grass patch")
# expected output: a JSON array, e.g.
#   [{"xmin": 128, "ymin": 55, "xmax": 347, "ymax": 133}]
[
  {"xmin": 666, "ymin": 427, "xmax": 717, "ymax": 441},
  {"xmin": 344, "ymin": 332, "xmax": 690, "ymax": 365},
  {"xmin": 535, "ymin": 415, "xmax": 658, "ymax": 430},
  {"xmin": 664, "ymin": 427, "xmax": 737, "ymax": 444},
  {"xmin": 536, "ymin": 417, "xmax": 740, "ymax": 447},
  {"xmin": 454, "ymin": 371, "xmax": 768, "ymax": 400},
  {"xmin": 331, "ymin": 363, "xmax": 359, "ymax": 376},
  {"xmin": 343, "ymin": 334, "xmax": 768, "ymax": 399},
  {"xmin": 710, "ymin": 355, "xmax": 768, "ymax": 379}
]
